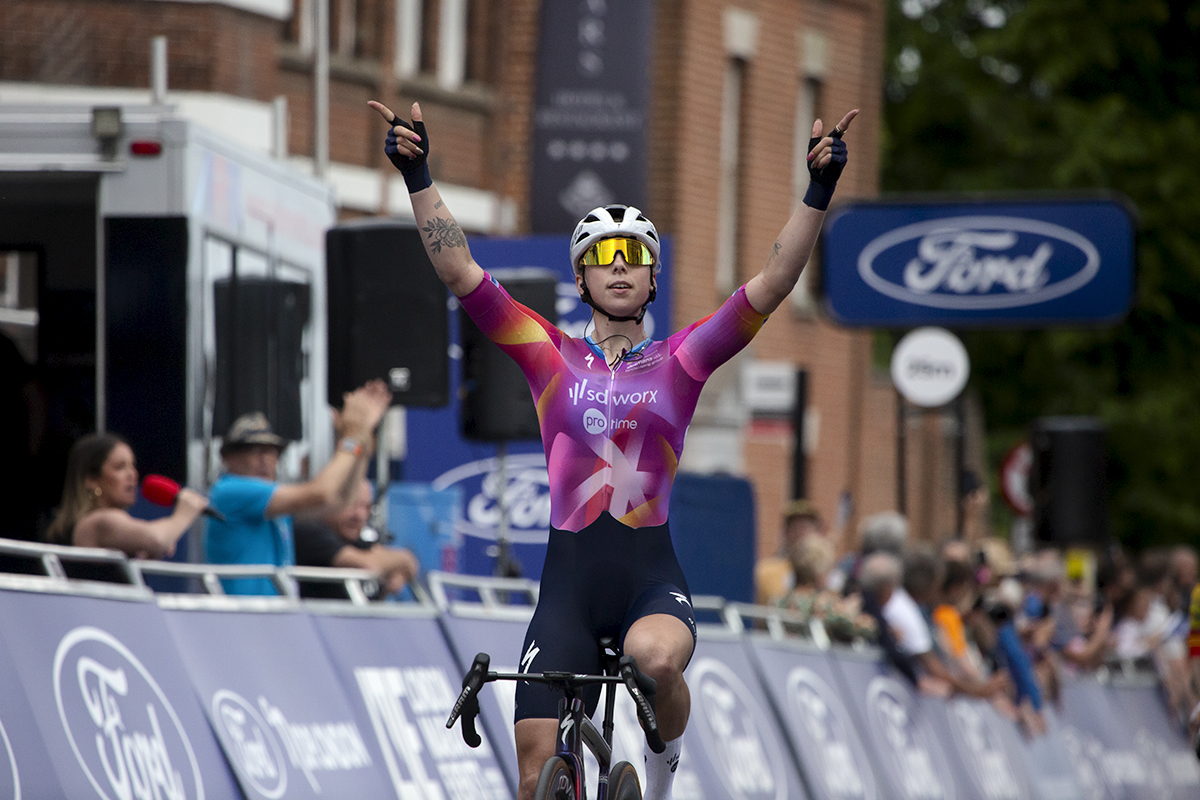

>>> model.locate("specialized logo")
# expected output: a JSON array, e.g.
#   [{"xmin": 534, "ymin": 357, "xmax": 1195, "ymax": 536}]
[
  {"xmin": 521, "ymin": 641, "xmax": 540, "ymax": 674},
  {"xmin": 559, "ymin": 716, "xmax": 575, "ymax": 745},
  {"xmin": 53, "ymin": 626, "xmax": 204, "ymax": 800},
  {"xmin": 0, "ymin": 715, "xmax": 18, "ymax": 800},
  {"xmin": 670, "ymin": 592, "xmax": 690, "ymax": 607},
  {"xmin": 858, "ymin": 216, "xmax": 1100, "ymax": 310},
  {"xmin": 211, "ymin": 690, "xmax": 287, "ymax": 799},
  {"xmin": 690, "ymin": 657, "xmax": 786, "ymax": 800},
  {"xmin": 786, "ymin": 667, "xmax": 874, "ymax": 800}
]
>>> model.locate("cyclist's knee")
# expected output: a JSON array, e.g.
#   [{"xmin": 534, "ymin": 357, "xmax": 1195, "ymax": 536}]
[{"xmin": 624, "ymin": 636, "xmax": 687, "ymax": 689}]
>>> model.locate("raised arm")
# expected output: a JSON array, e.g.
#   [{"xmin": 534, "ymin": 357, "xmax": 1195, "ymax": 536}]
[
  {"xmin": 745, "ymin": 109, "xmax": 858, "ymax": 315},
  {"xmin": 267, "ymin": 380, "xmax": 392, "ymax": 517},
  {"xmin": 368, "ymin": 100, "xmax": 485, "ymax": 298}
]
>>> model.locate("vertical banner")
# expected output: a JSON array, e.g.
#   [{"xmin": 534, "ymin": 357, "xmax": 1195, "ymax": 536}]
[
  {"xmin": 310, "ymin": 611, "xmax": 513, "ymax": 800},
  {"xmin": 746, "ymin": 638, "xmax": 882, "ymax": 800},
  {"xmin": 830, "ymin": 651, "xmax": 959, "ymax": 800},
  {"xmin": 530, "ymin": 0, "xmax": 655, "ymax": 232},
  {"xmin": 1107, "ymin": 679, "xmax": 1200, "ymax": 799},
  {"xmin": 0, "ymin": 624, "xmax": 68, "ymax": 800},
  {"xmin": 161, "ymin": 607, "xmax": 395, "ymax": 800},
  {"xmin": 0, "ymin": 589, "xmax": 243, "ymax": 800},
  {"xmin": 684, "ymin": 635, "xmax": 810, "ymax": 800}
]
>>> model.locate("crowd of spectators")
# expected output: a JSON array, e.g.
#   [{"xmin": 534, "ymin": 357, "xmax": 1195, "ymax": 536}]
[{"xmin": 755, "ymin": 501, "xmax": 1200, "ymax": 739}]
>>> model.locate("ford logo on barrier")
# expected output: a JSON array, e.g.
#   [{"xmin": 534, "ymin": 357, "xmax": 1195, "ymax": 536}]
[
  {"xmin": 865, "ymin": 677, "xmax": 953, "ymax": 800},
  {"xmin": 859, "ymin": 216, "xmax": 1100, "ymax": 310},
  {"xmin": 690, "ymin": 657, "xmax": 787, "ymax": 800},
  {"xmin": 53, "ymin": 626, "xmax": 205, "ymax": 800},
  {"xmin": 786, "ymin": 667, "xmax": 876, "ymax": 800},
  {"xmin": 0, "ymin": 716, "xmax": 18, "ymax": 800},
  {"xmin": 211, "ymin": 690, "xmax": 287, "ymax": 799},
  {"xmin": 946, "ymin": 700, "xmax": 1025, "ymax": 800}
]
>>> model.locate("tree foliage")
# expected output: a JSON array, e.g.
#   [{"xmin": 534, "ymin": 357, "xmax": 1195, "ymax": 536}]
[{"xmin": 882, "ymin": 0, "xmax": 1200, "ymax": 549}]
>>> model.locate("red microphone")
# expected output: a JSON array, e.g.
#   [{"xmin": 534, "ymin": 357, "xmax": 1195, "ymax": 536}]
[{"xmin": 141, "ymin": 475, "xmax": 225, "ymax": 522}]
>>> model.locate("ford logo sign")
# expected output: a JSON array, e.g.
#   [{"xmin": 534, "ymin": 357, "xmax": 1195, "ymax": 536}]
[
  {"xmin": 858, "ymin": 216, "xmax": 1100, "ymax": 310},
  {"xmin": 432, "ymin": 453, "xmax": 551, "ymax": 544},
  {"xmin": 53, "ymin": 626, "xmax": 205, "ymax": 800},
  {"xmin": 211, "ymin": 690, "xmax": 287, "ymax": 799}
]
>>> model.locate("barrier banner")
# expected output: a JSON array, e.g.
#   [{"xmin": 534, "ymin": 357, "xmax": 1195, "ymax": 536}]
[
  {"xmin": 1108, "ymin": 679, "xmax": 1200, "ymax": 799},
  {"xmin": 746, "ymin": 637, "xmax": 882, "ymax": 800},
  {"xmin": 1054, "ymin": 674, "xmax": 1162, "ymax": 799},
  {"xmin": 1011, "ymin": 707, "xmax": 1088, "ymax": 800},
  {"xmin": 830, "ymin": 651, "xmax": 960, "ymax": 800},
  {"xmin": 685, "ymin": 634, "xmax": 810, "ymax": 800},
  {"xmin": 921, "ymin": 695, "xmax": 1038, "ymax": 800},
  {"xmin": 0, "ymin": 589, "xmax": 243, "ymax": 800},
  {"xmin": 310, "ymin": 610, "xmax": 512, "ymax": 800},
  {"xmin": 161, "ymin": 606, "xmax": 394, "ymax": 800},
  {"xmin": 0, "ymin": 628, "xmax": 66, "ymax": 800}
]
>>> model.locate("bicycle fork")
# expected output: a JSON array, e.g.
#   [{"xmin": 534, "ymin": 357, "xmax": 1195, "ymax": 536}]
[{"xmin": 556, "ymin": 692, "xmax": 615, "ymax": 800}]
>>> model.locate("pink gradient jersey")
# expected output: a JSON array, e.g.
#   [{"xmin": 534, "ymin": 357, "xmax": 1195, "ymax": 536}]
[{"xmin": 458, "ymin": 272, "xmax": 768, "ymax": 532}]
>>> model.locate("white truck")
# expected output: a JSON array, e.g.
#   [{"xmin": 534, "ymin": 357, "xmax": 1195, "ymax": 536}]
[{"xmin": 0, "ymin": 101, "xmax": 336, "ymax": 546}]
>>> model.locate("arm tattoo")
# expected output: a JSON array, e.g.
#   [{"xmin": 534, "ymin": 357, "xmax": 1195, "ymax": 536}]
[
  {"xmin": 767, "ymin": 241, "xmax": 782, "ymax": 263},
  {"xmin": 422, "ymin": 216, "xmax": 467, "ymax": 253},
  {"xmin": 434, "ymin": 200, "xmax": 444, "ymax": 209}
]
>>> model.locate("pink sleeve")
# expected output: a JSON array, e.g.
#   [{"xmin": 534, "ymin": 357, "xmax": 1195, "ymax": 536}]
[{"xmin": 668, "ymin": 285, "xmax": 769, "ymax": 381}]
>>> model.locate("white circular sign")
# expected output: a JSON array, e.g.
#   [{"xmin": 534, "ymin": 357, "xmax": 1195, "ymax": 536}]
[{"xmin": 890, "ymin": 327, "xmax": 970, "ymax": 408}]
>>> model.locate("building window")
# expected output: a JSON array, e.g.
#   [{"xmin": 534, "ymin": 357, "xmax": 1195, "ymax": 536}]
[{"xmin": 716, "ymin": 57, "xmax": 746, "ymax": 295}]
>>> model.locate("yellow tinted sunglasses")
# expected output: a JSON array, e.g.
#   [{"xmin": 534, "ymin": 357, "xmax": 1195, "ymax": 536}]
[{"xmin": 580, "ymin": 237, "xmax": 655, "ymax": 267}]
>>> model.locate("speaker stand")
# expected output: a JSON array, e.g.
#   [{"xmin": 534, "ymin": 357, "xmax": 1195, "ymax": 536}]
[{"xmin": 492, "ymin": 442, "xmax": 522, "ymax": 579}]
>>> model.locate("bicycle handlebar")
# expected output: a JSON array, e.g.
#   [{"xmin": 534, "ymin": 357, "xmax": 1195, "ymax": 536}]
[{"xmin": 443, "ymin": 651, "xmax": 666, "ymax": 754}]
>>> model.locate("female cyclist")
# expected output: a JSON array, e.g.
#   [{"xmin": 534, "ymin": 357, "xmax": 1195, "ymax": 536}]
[{"xmin": 369, "ymin": 98, "xmax": 856, "ymax": 800}]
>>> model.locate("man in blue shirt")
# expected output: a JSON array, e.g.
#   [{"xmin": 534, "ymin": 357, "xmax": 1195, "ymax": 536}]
[{"xmin": 205, "ymin": 380, "xmax": 391, "ymax": 594}]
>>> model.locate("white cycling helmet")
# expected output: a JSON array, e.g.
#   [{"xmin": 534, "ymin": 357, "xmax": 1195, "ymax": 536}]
[{"xmin": 569, "ymin": 204, "xmax": 661, "ymax": 273}]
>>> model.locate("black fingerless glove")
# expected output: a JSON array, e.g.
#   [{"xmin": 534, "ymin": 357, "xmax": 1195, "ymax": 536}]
[
  {"xmin": 385, "ymin": 115, "xmax": 432, "ymax": 193},
  {"xmin": 803, "ymin": 131, "xmax": 848, "ymax": 211}
]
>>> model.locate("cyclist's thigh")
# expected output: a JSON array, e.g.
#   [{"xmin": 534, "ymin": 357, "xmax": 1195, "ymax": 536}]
[
  {"xmin": 620, "ymin": 582, "xmax": 697, "ymax": 659},
  {"xmin": 514, "ymin": 603, "xmax": 604, "ymax": 721}
]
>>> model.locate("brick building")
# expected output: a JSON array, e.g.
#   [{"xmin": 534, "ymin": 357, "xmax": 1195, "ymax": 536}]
[{"xmin": 0, "ymin": 0, "xmax": 977, "ymax": 560}]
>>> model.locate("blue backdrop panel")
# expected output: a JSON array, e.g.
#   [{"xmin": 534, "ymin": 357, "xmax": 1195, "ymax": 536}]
[
  {"xmin": 387, "ymin": 482, "xmax": 462, "ymax": 575},
  {"xmin": 669, "ymin": 473, "xmax": 756, "ymax": 603},
  {"xmin": 1108, "ymin": 680, "xmax": 1200, "ymax": 799},
  {"xmin": 404, "ymin": 234, "xmax": 672, "ymax": 581},
  {"xmin": 0, "ymin": 626, "xmax": 68, "ymax": 800},
  {"xmin": 310, "ymin": 611, "xmax": 512, "ymax": 800},
  {"xmin": 160, "ymin": 606, "xmax": 395, "ymax": 800},
  {"xmin": 0, "ymin": 589, "xmax": 242, "ymax": 800},
  {"xmin": 746, "ymin": 636, "xmax": 882, "ymax": 800},
  {"xmin": 922, "ymin": 695, "xmax": 1038, "ymax": 800},
  {"xmin": 685, "ymin": 635, "xmax": 810, "ymax": 800},
  {"xmin": 1055, "ymin": 674, "xmax": 1161, "ymax": 800},
  {"xmin": 830, "ymin": 651, "xmax": 960, "ymax": 800}
]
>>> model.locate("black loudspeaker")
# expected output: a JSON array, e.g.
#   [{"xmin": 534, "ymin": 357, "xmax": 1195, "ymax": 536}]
[
  {"xmin": 1030, "ymin": 417, "xmax": 1109, "ymax": 545},
  {"xmin": 460, "ymin": 268, "xmax": 559, "ymax": 441},
  {"xmin": 326, "ymin": 220, "xmax": 448, "ymax": 407},
  {"xmin": 214, "ymin": 277, "xmax": 310, "ymax": 441}
]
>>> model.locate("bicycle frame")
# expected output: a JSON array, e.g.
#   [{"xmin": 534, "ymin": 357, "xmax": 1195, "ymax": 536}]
[{"xmin": 447, "ymin": 642, "xmax": 664, "ymax": 800}]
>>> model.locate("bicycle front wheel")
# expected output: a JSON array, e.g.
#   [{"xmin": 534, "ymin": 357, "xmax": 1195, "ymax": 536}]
[
  {"xmin": 608, "ymin": 761, "xmax": 642, "ymax": 800},
  {"xmin": 533, "ymin": 756, "xmax": 576, "ymax": 800}
]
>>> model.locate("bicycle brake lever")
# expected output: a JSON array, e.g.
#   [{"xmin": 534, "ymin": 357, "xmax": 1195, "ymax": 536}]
[
  {"xmin": 619, "ymin": 655, "xmax": 666, "ymax": 754},
  {"xmin": 447, "ymin": 653, "xmax": 490, "ymax": 748}
]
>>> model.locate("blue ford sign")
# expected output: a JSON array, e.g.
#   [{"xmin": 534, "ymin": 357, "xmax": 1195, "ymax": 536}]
[{"xmin": 822, "ymin": 197, "xmax": 1136, "ymax": 326}]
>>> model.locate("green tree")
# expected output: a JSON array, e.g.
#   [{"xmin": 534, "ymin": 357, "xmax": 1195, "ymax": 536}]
[{"xmin": 882, "ymin": 0, "xmax": 1200, "ymax": 549}]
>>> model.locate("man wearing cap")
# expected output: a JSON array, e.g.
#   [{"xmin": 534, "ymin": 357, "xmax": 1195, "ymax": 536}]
[
  {"xmin": 205, "ymin": 380, "xmax": 392, "ymax": 595},
  {"xmin": 755, "ymin": 498, "xmax": 824, "ymax": 606}
]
